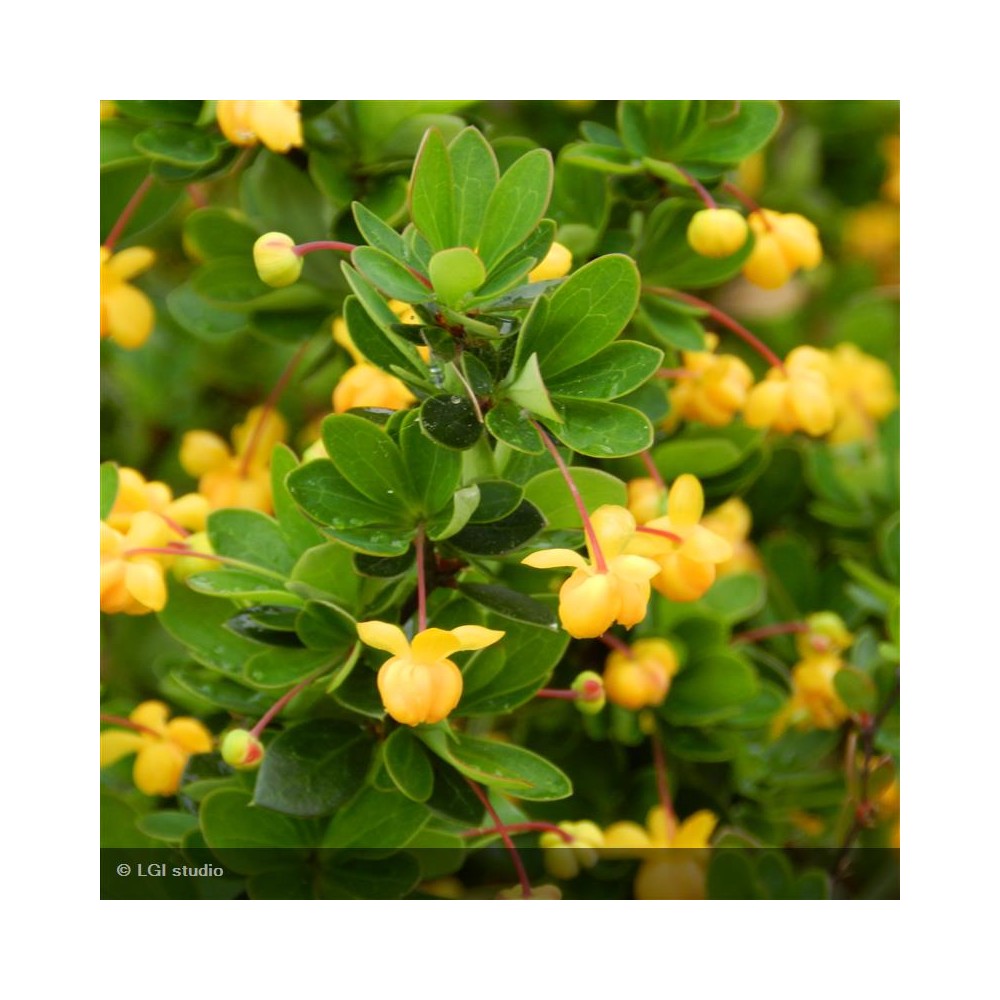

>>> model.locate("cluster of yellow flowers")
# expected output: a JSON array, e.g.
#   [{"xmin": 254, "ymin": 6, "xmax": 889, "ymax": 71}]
[
  {"xmin": 772, "ymin": 613, "xmax": 855, "ymax": 735},
  {"xmin": 603, "ymin": 638, "xmax": 679, "ymax": 711},
  {"xmin": 216, "ymin": 100, "xmax": 303, "ymax": 153},
  {"xmin": 100, "ymin": 701, "xmax": 213, "ymax": 796},
  {"xmin": 180, "ymin": 405, "xmax": 287, "ymax": 513},
  {"xmin": 100, "ymin": 246, "xmax": 156, "ymax": 350},
  {"xmin": 541, "ymin": 806, "xmax": 719, "ymax": 899},
  {"xmin": 100, "ymin": 468, "xmax": 211, "ymax": 615},
  {"xmin": 667, "ymin": 334, "xmax": 754, "ymax": 428}
]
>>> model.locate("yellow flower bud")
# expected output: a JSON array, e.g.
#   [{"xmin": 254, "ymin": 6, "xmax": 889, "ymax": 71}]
[
  {"xmin": 216, "ymin": 101, "xmax": 302, "ymax": 153},
  {"xmin": 180, "ymin": 430, "xmax": 231, "ymax": 477},
  {"xmin": 496, "ymin": 883, "xmax": 562, "ymax": 900},
  {"xmin": 687, "ymin": 208, "xmax": 749, "ymax": 258},
  {"xmin": 253, "ymin": 232, "xmax": 303, "ymax": 288},
  {"xmin": 540, "ymin": 821, "xmax": 605, "ymax": 879},
  {"xmin": 627, "ymin": 478, "xmax": 667, "ymax": 525},
  {"xmin": 603, "ymin": 638, "xmax": 679, "ymax": 711},
  {"xmin": 528, "ymin": 241, "xmax": 573, "ymax": 281},
  {"xmin": 743, "ymin": 346, "xmax": 835, "ymax": 437},
  {"xmin": 743, "ymin": 210, "xmax": 822, "ymax": 289},
  {"xmin": 221, "ymin": 729, "xmax": 265, "ymax": 770},
  {"xmin": 571, "ymin": 671, "xmax": 606, "ymax": 714},
  {"xmin": 100, "ymin": 246, "xmax": 156, "ymax": 350}
]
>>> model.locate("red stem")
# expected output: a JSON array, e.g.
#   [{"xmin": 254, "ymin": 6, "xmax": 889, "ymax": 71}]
[
  {"xmin": 187, "ymin": 184, "xmax": 209, "ymax": 209},
  {"xmin": 722, "ymin": 182, "xmax": 772, "ymax": 230},
  {"xmin": 464, "ymin": 778, "xmax": 533, "ymax": 898},
  {"xmin": 124, "ymin": 546, "xmax": 219, "ymax": 561},
  {"xmin": 599, "ymin": 632, "xmax": 634, "ymax": 657},
  {"xmin": 100, "ymin": 713, "xmax": 159, "ymax": 737},
  {"xmin": 639, "ymin": 450, "xmax": 667, "ymax": 494},
  {"xmin": 104, "ymin": 175, "xmax": 154, "ymax": 252},
  {"xmin": 656, "ymin": 368, "xmax": 696, "ymax": 379},
  {"xmin": 157, "ymin": 513, "xmax": 189, "ymax": 539},
  {"xmin": 650, "ymin": 725, "xmax": 676, "ymax": 823},
  {"xmin": 530, "ymin": 420, "xmax": 608, "ymax": 573},
  {"xmin": 294, "ymin": 240, "xmax": 358, "ymax": 256},
  {"xmin": 250, "ymin": 669, "xmax": 325, "ymax": 739},
  {"xmin": 238, "ymin": 338, "xmax": 311, "ymax": 476},
  {"xmin": 674, "ymin": 165, "xmax": 717, "ymax": 209},
  {"xmin": 460, "ymin": 822, "xmax": 574, "ymax": 842},
  {"xmin": 415, "ymin": 527, "xmax": 428, "ymax": 632},
  {"xmin": 731, "ymin": 621, "xmax": 809, "ymax": 644},
  {"xmin": 536, "ymin": 688, "xmax": 581, "ymax": 701},
  {"xmin": 636, "ymin": 525, "xmax": 683, "ymax": 544},
  {"xmin": 645, "ymin": 287, "xmax": 785, "ymax": 372}
]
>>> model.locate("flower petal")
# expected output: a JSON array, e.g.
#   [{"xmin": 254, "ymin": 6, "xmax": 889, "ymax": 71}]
[
  {"xmin": 667, "ymin": 475, "xmax": 704, "ymax": 528},
  {"xmin": 125, "ymin": 560, "xmax": 167, "ymax": 612},
  {"xmin": 165, "ymin": 717, "xmax": 214, "ymax": 754},
  {"xmin": 130, "ymin": 700, "xmax": 170, "ymax": 734},
  {"xmin": 133, "ymin": 742, "xmax": 186, "ymax": 797},
  {"xmin": 558, "ymin": 572, "xmax": 619, "ymax": 638},
  {"xmin": 411, "ymin": 628, "xmax": 462, "ymax": 663},
  {"xmin": 680, "ymin": 525, "xmax": 733, "ymax": 564},
  {"xmin": 357, "ymin": 620, "xmax": 410, "ymax": 657},
  {"xmin": 106, "ymin": 246, "xmax": 155, "ymax": 281},
  {"xmin": 590, "ymin": 505, "xmax": 637, "ymax": 560},
  {"xmin": 672, "ymin": 810, "xmax": 719, "ymax": 849},
  {"xmin": 522, "ymin": 548, "xmax": 588, "ymax": 571},
  {"xmin": 451, "ymin": 625, "xmax": 506, "ymax": 651},
  {"xmin": 610, "ymin": 554, "xmax": 662, "ymax": 584},
  {"xmin": 100, "ymin": 730, "xmax": 145, "ymax": 767},
  {"xmin": 105, "ymin": 284, "xmax": 155, "ymax": 349}
]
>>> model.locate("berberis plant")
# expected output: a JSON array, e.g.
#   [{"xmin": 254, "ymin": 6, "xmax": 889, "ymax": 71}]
[{"xmin": 100, "ymin": 100, "xmax": 900, "ymax": 900}]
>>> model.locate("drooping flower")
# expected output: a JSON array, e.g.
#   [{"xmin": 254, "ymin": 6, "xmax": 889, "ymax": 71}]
[
  {"xmin": 216, "ymin": 100, "xmax": 302, "ymax": 153},
  {"xmin": 743, "ymin": 346, "xmax": 836, "ymax": 436},
  {"xmin": 625, "ymin": 476, "xmax": 732, "ymax": 602},
  {"xmin": 100, "ymin": 701, "xmax": 213, "ymax": 796},
  {"xmin": 540, "ymin": 821, "xmax": 605, "ymax": 879},
  {"xmin": 687, "ymin": 208, "xmax": 748, "ymax": 259},
  {"xmin": 522, "ymin": 506, "xmax": 662, "ymax": 639},
  {"xmin": 825, "ymin": 343, "xmax": 898, "ymax": 444},
  {"xmin": 667, "ymin": 334, "xmax": 755, "ymax": 428},
  {"xmin": 603, "ymin": 638, "xmax": 680, "ymax": 711},
  {"xmin": 771, "ymin": 654, "xmax": 851, "ymax": 735},
  {"xmin": 100, "ymin": 246, "xmax": 156, "ymax": 349},
  {"xmin": 742, "ymin": 209, "xmax": 822, "ymax": 289},
  {"xmin": 100, "ymin": 513, "xmax": 173, "ymax": 615},
  {"xmin": 106, "ymin": 466, "xmax": 209, "ymax": 535},
  {"xmin": 357, "ymin": 621, "xmax": 505, "ymax": 726}
]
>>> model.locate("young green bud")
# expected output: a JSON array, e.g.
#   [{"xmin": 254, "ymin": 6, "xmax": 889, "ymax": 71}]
[
  {"xmin": 221, "ymin": 729, "xmax": 264, "ymax": 770},
  {"xmin": 572, "ymin": 671, "xmax": 606, "ymax": 715},
  {"xmin": 253, "ymin": 232, "xmax": 302, "ymax": 287}
]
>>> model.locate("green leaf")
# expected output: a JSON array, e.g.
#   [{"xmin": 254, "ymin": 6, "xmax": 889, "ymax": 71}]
[
  {"xmin": 427, "ymin": 485, "xmax": 481, "ymax": 541},
  {"xmin": 429, "ymin": 247, "xmax": 486, "ymax": 306},
  {"xmin": 470, "ymin": 481, "xmax": 524, "ymax": 523},
  {"xmin": 136, "ymin": 811, "xmax": 200, "ymax": 843},
  {"xmin": 322, "ymin": 854, "xmax": 422, "ymax": 899},
  {"xmin": 187, "ymin": 570, "xmax": 294, "ymax": 604},
  {"xmin": 295, "ymin": 600, "xmax": 358, "ymax": 653},
  {"xmin": 166, "ymin": 283, "xmax": 246, "ymax": 343},
  {"xmin": 270, "ymin": 444, "xmax": 325, "ymax": 552},
  {"xmin": 562, "ymin": 142, "xmax": 641, "ymax": 175},
  {"xmin": 134, "ymin": 124, "xmax": 220, "ymax": 167},
  {"xmin": 544, "ymin": 341, "xmax": 663, "ymax": 400},
  {"xmin": 833, "ymin": 668, "xmax": 877, "ymax": 714},
  {"xmin": 515, "ymin": 254, "xmax": 640, "ymax": 377},
  {"xmin": 478, "ymin": 148, "xmax": 554, "ymax": 269},
  {"xmin": 289, "ymin": 543, "xmax": 361, "ymax": 609},
  {"xmin": 409, "ymin": 129, "xmax": 456, "ymax": 252},
  {"xmin": 665, "ymin": 651, "xmax": 760, "ymax": 726},
  {"xmin": 342, "ymin": 293, "xmax": 425, "ymax": 376},
  {"xmin": 321, "ymin": 414, "xmax": 415, "ymax": 512},
  {"xmin": 399, "ymin": 414, "xmax": 462, "ymax": 515},
  {"xmin": 640, "ymin": 297, "xmax": 706, "ymax": 351},
  {"xmin": 485, "ymin": 401, "xmax": 544, "ymax": 454},
  {"xmin": 456, "ymin": 583, "xmax": 558, "ymax": 630},
  {"xmin": 100, "ymin": 461, "xmax": 118, "ymax": 520},
  {"xmin": 544, "ymin": 398, "xmax": 653, "ymax": 458},
  {"xmin": 449, "ymin": 127, "xmax": 500, "ymax": 248},
  {"xmin": 523, "ymin": 467, "xmax": 626, "ymax": 531},
  {"xmin": 253, "ymin": 720, "xmax": 371, "ymax": 817},
  {"xmin": 208, "ymin": 509, "xmax": 296, "ymax": 575},
  {"xmin": 700, "ymin": 573, "xmax": 766, "ymax": 624},
  {"xmin": 677, "ymin": 101, "xmax": 782, "ymax": 165},
  {"xmin": 707, "ymin": 851, "xmax": 762, "ymax": 899},
  {"xmin": 503, "ymin": 353, "xmax": 561, "ymax": 422},
  {"xmin": 170, "ymin": 666, "xmax": 274, "ymax": 715},
  {"xmin": 651, "ymin": 436, "xmax": 746, "ymax": 479},
  {"xmin": 241, "ymin": 150, "xmax": 333, "ymax": 244},
  {"xmin": 418, "ymin": 731, "xmax": 572, "ymax": 801},
  {"xmin": 449, "ymin": 500, "xmax": 545, "ymax": 555},
  {"xmin": 352, "ymin": 201, "xmax": 408, "ymax": 259},
  {"xmin": 352, "ymin": 246, "xmax": 432, "ymax": 302},
  {"xmin": 114, "ymin": 100, "xmax": 203, "ymax": 122},
  {"xmin": 420, "ymin": 395, "xmax": 483, "ymax": 450},
  {"xmin": 383, "ymin": 729, "xmax": 435, "ymax": 803},
  {"xmin": 183, "ymin": 207, "xmax": 258, "ymax": 259},
  {"xmin": 244, "ymin": 647, "xmax": 335, "ymax": 689},
  {"xmin": 100, "ymin": 120, "xmax": 144, "ymax": 171},
  {"xmin": 323, "ymin": 786, "xmax": 430, "ymax": 849},
  {"xmin": 200, "ymin": 789, "xmax": 311, "ymax": 873}
]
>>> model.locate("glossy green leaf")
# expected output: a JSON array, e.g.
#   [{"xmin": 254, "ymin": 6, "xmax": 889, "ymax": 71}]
[
  {"xmin": 322, "ymin": 854, "xmax": 422, "ymax": 900},
  {"xmin": 342, "ymin": 293, "xmax": 425, "ymax": 376},
  {"xmin": 270, "ymin": 444, "xmax": 325, "ymax": 552},
  {"xmin": 456, "ymin": 583, "xmax": 558, "ymax": 630},
  {"xmin": 352, "ymin": 246, "xmax": 432, "ymax": 302},
  {"xmin": 136, "ymin": 811, "xmax": 200, "ymax": 843},
  {"xmin": 295, "ymin": 600, "xmax": 358, "ymax": 653},
  {"xmin": 640, "ymin": 297, "xmax": 707, "ymax": 351},
  {"xmin": 478, "ymin": 148, "xmax": 554, "ymax": 269},
  {"xmin": 665, "ymin": 651, "xmax": 760, "ymax": 726},
  {"xmin": 323, "ymin": 786, "xmax": 430, "ymax": 849},
  {"xmin": 523, "ymin": 467, "xmax": 627, "ymax": 530},
  {"xmin": 677, "ymin": 101, "xmax": 782, "ymax": 165},
  {"xmin": 383, "ymin": 728, "xmax": 435, "ymax": 803},
  {"xmin": 562, "ymin": 142, "xmax": 641, "ymax": 174},
  {"xmin": 503, "ymin": 353, "xmax": 561, "ymax": 422},
  {"xmin": 469, "ymin": 480, "xmax": 524, "ymax": 522},
  {"xmin": 449, "ymin": 500, "xmax": 545, "ymax": 555},
  {"xmin": 544, "ymin": 341, "xmax": 663, "ymax": 400},
  {"xmin": 321, "ymin": 414, "xmax": 415, "ymax": 512},
  {"xmin": 241, "ymin": 150, "xmax": 333, "ymax": 244},
  {"xmin": 183, "ymin": 207, "xmax": 258, "ymax": 259},
  {"xmin": 429, "ymin": 247, "xmax": 486, "ymax": 306},
  {"xmin": 399, "ymin": 414, "xmax": 462, "ymax": 514},
  {"xmin": 420, "ymin": 394, "xmax": 483, "ymax": 450},
  {"xmin": 449, "ymin": 126, "xmax": 500, "ymax": 248},
  {"xmin": 253, "ymin": 720, "xmax": 371, "ymax": 817},
  {"xmin": 170, "ymin": 666, "xmax": 274, "ymax": 715},
  {"xmin": 418, "ymin": 730, "xmax": 572, "ymax": 801},
  {"xmin": 208, "ymin": 509, "xmax": 296, "ymax": 575},
  {"xmin": 244, "ymin": 646, "xmax": 334, "ymax": 689},
  {"xmin": 515, "ymin": 254, "xmax": 640, "ymax": 377},
  {"xmin": 700, "ymin": 573, "xmax": 767, "ymax": 624},
  {"xmin": 485, "ymin": 400, "xmax": 544, "ymax": 454},
  {"xmin": 409, "ymin": 129, "xmax": 456, "ymax": 251},
  {"xmin": 134, "ymin": 124, "xmax": 219, "ymax": 167},
  {"xmin": 427, "ymin": 485, "xmax": 481, "ymax": 541},
  {"xmin": 166, "ymin": 283, "xmax": 246, "ymax": 342},
  {"xmin": 289, "ymin": 543, "xmax": 362, "ymax": 610},
  {"xmin": 544, "ymin": 398, "xmax": 652, "ymax": 458},
  {"xmin": 352, "ymin": 201, "xmax": 408, "ymax": 259}
]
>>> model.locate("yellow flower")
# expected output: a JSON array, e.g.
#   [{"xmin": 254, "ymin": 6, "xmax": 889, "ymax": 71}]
[
  {"xmin": 100, "ymin": 246, "xmax": 156, "ymax": 349},
  {"xmin": 743, "ymin": 346, "xmax": 836, "ymax": 436},
  {"xmin": 100, "ymin": 513, "xmax": 173, "ymax": 615},
  {"xmin": 528, "ymin": 241, "xmax": 573, "ymax": 281},
  {"xmin": 101, "ymin": 701, "xmax": 213, "ymax": 796},
  {"xmin": 216, "ymin": 100, "xmax": 302, "ymax": 153},
  {"xmin": 540, "ymin": 821, "xmax": 605, "ymax": 879},
  {"xmin": 253, "ymin": 232, "xmax": 302, "ymax": 287},
  {"xmin": 603, "ymin": 806, "xmax": 718, "ymax": 900},
  {"xmin": 522, "ymin": 506, "xmax": 662, "ymax": 639},
  {"xmin": 106, "ymin": 466, "xmax": 209, "ymax": 534},
  {"xmin": 333, "ymin": 363, "xmax": 417, "ymax": 413},
  {"xmin": 625, "ymin": 476, "xmax": 732, "ymax": 602},
  {"xmin": 826, "ymin": 343, "xmax": 898, "ymax": 444},
  {"xmin": 742, "ymin": 210, "xmax": 822, "ymax": 290},
  {"xmin": 771, "ymin": 653, "xmax": 849, "ymax": 735},
  {"xmin": 701, "ymin": 498, "xmax": 761, "ymax": 577},
  {"xmin": 179, "ymin": 406, "xmax": 287, "ymax": 513},
  {"xmin": 667, "ymin": 334, "xmax": 754, "ymax": 428},
  {"xmin": 687, "ymin": 208, "xmax": 748, "ymax": 258},
  {"xmin": 626, "ymin": 477, "xmax": 668, "ymax": 525},
  {"xmin": 357, "ymin": 621, "xmax": 505, "ymax": 726},
  {"xmin": 603, "ymin": 638, "xmax": 679, "ymax": 711}
]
